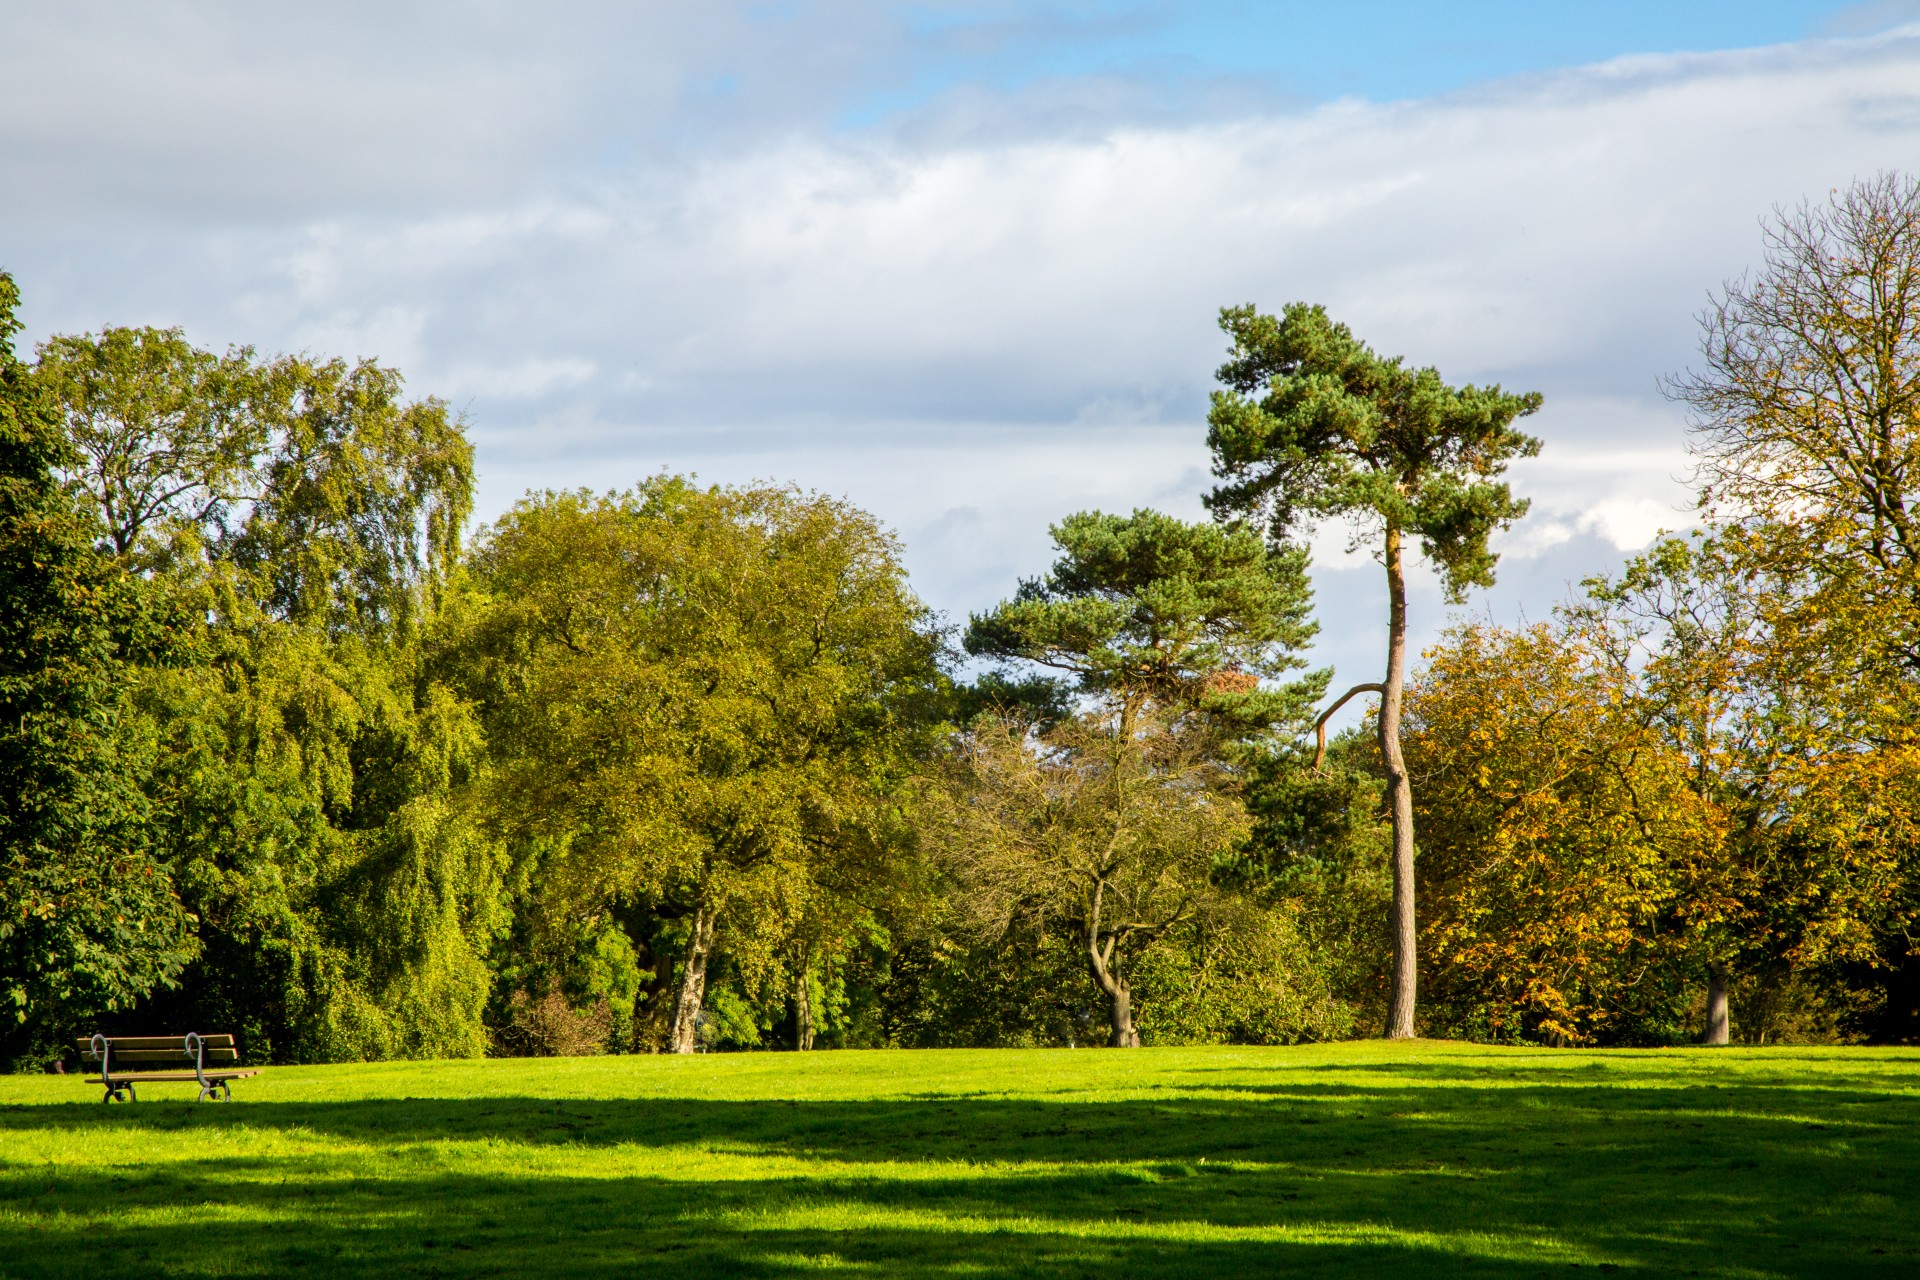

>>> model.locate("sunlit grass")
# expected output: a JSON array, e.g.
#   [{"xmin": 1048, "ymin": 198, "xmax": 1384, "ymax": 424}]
[{"xmin": 1, "ymin": 1042, "xmax": 1916, "ymax": 1277}]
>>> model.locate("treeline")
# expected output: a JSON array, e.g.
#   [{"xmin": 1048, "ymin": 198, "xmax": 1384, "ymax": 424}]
[{"xmin": 4, "ymin": 177, "xmax": 1919, "ymax": 1067}]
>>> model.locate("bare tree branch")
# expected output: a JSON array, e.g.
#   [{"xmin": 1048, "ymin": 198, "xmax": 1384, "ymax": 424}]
[{"xmin": 1312, "ymin": 682, "xmax": 1385, "ymax": 770}]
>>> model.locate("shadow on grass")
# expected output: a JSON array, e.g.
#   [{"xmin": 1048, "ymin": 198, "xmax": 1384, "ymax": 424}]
[
  {"xmin": 2, "ymin": 1077, "xmax": 1917, "ymax": 1278},
  {"xmin": 1172, "ymin": 1054, "xmax": 1920, "ymax": 1082}
]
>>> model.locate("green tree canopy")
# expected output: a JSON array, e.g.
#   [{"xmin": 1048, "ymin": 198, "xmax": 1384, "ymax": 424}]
[
  {"xmin": 235, "ymin": 355, "xmax": 472, "ymax": 636},
  {"xmin": 1206, "ymin": 303, "xmax": 1542, "ymax": 598},
  {"xmin": 30, "ymin": 320, "xmax": 496, "ymax": 1065},
  {"xmin": 964, "ymin": 507, "xmax": 1324, "ymax": 734},
  {"xmin": 926, "ymin": 707, "xmax": 1251, "ymax": 1048},
  {"xmin": 34, "ymin": 325, "xmax": 267, "ymax": 562},
  {"xmin": 0, "ymin": 275, "xmax": 196, "ymax": 1065},
  {"xmin": 36, "ymin": 330, "xmax": 472, "ymax": 636},
  {"xmin": 462, "ymin": 479, "xmax": 943, "ymax": 1053}
]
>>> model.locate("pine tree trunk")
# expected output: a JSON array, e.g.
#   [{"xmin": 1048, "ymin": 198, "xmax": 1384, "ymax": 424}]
[
  {"xmin": 792, "ymin": 963, "xmax": 815, "ymax": 1052},
  {"xmin": 1381, "ymin": 525, "xmax": 1419, "ymax": 1040},
  {"xmin": 1702, "ymin": 962, "xmax": 1731, "ymax": 1046},
  {"xmin": 668, "ymin": 905, "xmax": 715, "ymax": 1055}
]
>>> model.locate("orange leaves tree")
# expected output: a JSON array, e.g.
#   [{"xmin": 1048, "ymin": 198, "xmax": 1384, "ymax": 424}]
[
  {"xmin": 1664, "ymin": 174, "xmax": 1920, "ymax": 1039},
  {"xmin": 1404, "ymin": 622, "xmax": 1730, "ymax": 1045},
  {"xmin": 1579, "ymin": 532, "xmax": 1920, "ymax": 1042},
  {"xmin": 1409, "ymin": 527, "xmax": 1920, "ymax": 1046}
]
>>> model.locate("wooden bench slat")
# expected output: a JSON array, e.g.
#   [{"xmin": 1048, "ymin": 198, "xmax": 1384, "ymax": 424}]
[
  {"xmin": 86, "ymin": 1070, "xmax": 259, "ymax": 1084},
  {"xmin": 74, "ymin": 1035, "xmax": 235, "ymax": 1050},
  {"xmin": 85, "ymin": 1048, "xmax": 240, "ymax": 1063}
]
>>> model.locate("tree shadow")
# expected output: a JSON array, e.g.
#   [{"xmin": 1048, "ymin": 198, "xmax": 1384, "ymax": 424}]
[
  {"xmin": 1167, "ymin": 1052, "xmax": 1920, "ymax": 1089},
  {"xmin": 2, "ymin": 1076, "xmax": 1916, "ymax": 1278}
]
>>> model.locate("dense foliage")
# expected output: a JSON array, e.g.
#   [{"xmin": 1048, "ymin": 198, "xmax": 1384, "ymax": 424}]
[
  {"xmin": 0, "ymin": 280, "xmax": 195, "ymax": 1066},
  {"xmin": 3, "ymin": 176, "xmax": 1919, "ymax": 1065}
]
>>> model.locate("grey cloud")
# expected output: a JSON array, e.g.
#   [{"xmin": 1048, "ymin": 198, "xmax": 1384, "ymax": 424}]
[
  {"xmin": 7, "ymin": 22, "xmax": 1920, "ymax": 690},
  {"xmin": 1821, "ymin": 1, "xmax": 1920, "ymax": 36},
  {"xmin": 0, "ymin": 1, "xmax": 950, "ymax": 221},
  {"xmin": 182, "ymin": 31, "xmax": 1918, "ymax": 432},
  {"xmin": 4, "ymin": 2, "xmax": 1223, "ymax": 223}
]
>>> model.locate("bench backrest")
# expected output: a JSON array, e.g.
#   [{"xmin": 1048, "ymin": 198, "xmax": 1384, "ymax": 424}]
[{"xmin": 77, "ymin": 1034, "xmax": 240, "ymax": 1069}]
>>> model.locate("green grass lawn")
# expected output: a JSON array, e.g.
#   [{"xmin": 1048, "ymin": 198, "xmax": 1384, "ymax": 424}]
[{"xmin": 1, "ymin": 1042, "xmax": 1916, "ymax": 1277}]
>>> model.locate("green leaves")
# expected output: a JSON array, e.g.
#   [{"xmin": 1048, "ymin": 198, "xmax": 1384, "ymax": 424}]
[
  {"xmin": 34, "ymin": 325, "xmax": 268, "ymax": 561},
  {"xmin": 462, "ymin": 480, "xmax": 943, "ymax": 1044},
  {"xmin": 964, "ymin": 508, "xmax": 1324, "ymax": 734},
  {"xmin": 34, "ymin": 327, "xmax": 474, "ymax": 638},
  {"xmin": 235, "ymin": 355, "xmax": 474, "ymax": 637},
  {"xmin": 17, "ymin": 299, "xmax": 499, "ymax": 1065},
  {"xmin": 1205, "ymin": 301, "xmax": 1541, "ymax": 602},
  {"xmin": 0, "ymin": 275, "xmax": 196, "ymax": 1062}
]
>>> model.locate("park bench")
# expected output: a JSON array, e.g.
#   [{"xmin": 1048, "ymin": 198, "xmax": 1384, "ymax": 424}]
[{"xmin": 78, "ymin": 1033, "xmax": 258, "ymax": 1102}]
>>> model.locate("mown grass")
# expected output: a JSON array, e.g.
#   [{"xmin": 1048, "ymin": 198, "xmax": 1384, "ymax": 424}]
[{"xmin": 0, "ymin": 1041, "xmax": 1915, "ymax": 1277}]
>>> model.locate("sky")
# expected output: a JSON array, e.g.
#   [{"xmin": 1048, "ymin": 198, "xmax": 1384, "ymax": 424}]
[{"xmin": 6, "ymin": 0, "xmax": 1920, "ymax": 696}]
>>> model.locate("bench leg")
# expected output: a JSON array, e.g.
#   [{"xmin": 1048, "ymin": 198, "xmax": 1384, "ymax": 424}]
[
  {"xmin": 102, "ymin": 1084, "xmax": 133, "ymax": 1103},
  {"xmin": 197, "ymin": 1081, "xmax": 231, "ymax": 1102}
]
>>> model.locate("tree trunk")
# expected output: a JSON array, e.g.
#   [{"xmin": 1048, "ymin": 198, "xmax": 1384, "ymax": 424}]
[
  {"xmin": 668, "ymin": 904, "xmax": 715, "ymax": 1055},
  {"xmin": 792, "ymin": 963, "xmax": 815, "ymax": 1052},
  {"xmin": 1087, "ymin": 936, "xmax": 1140, "ymax": 1048},
  {"xmin": 1702, "ymin": 962, "xmax": 1730, "ymax": 1046},
  {"xmin": 1106, "ymin": 984, "xmax": 1140, "ymax": 1048},
  {"xmin": 1381, "ymin": 524, "xmax": 1419, "ymax": 1040}
]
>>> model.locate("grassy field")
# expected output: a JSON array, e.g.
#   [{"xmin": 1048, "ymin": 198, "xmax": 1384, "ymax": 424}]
[{"xmin": 0, "ymin": 1042, "xmax": 1916, "ymax": 1277}]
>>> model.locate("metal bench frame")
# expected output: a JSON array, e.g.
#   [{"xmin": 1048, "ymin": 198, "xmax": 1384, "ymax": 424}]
[{"xmin": 88, "ymin": 1032, "xmax": 248, "ymax": 1103}]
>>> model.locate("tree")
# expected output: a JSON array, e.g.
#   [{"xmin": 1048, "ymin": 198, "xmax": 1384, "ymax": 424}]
[
  {"xmin": 462, "ymin": 480, "xmax": 940, "ymax": 1054},
  {"xmin": 34, "ymin": 326, "xmax": 267, "ymax": 562},
  {"xmin": 0, "ymin": 274, "xmax": 196, "ymax": 1065},
  {"xmin": 1205, "ymin": 303, "xmax": 1542, "ymax": 1037},
  {"xmin": 35, "ymin": 323, "xmax": 498, "ymax": 1063},
  {"xmin": 1404, "ymin": 620, "xmax": 1725, "ymax": 1045},
  {"xmin": 1667, "ymin": 173, "xmax": 1920, "ymax": 1041},
  {"xmin": 1676, "ymin": 172, "xmax": 1920, "ymax": 626},
  {"xmin": 925, "ymin": 708, "xmax": 1250, "ymax": 1047},
  {"xmin": 965, "ymin": 507, "xmax": 1324, "ymax": 734},
  {"xmin": 953, "ymin": 509, "xmax": 1324, "ymax": 1046},
  {"xmin": 234, "ymin": 354, "xmax": 472, "ymax": 636},
  {"xmin": 36, "ymin": 331, "xmax": 473, "ymax": 636},
  {"xmin": 1577, "ymin": 532, "xmax": 1920, "ymax": 1045},
  {"xmin": 1408, "ymin": 530, "xmax": 1918, "ymax": 1048},
  {"xmin": 1233, "ymin": 727, "xmax": 1393, "ymax": 1036}
]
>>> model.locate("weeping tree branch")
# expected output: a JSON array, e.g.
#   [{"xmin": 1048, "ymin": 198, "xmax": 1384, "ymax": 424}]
[{"xmin": 1312, "ymin": 682, "xmax": 1386, "ymax": 771}]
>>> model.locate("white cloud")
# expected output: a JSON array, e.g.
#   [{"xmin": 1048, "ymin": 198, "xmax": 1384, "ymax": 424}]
[
  {"xmin": 441, "ymin": 358, "xmax": 598, "ymax": 401},
  {"xmin": 7, "ymin": 24, "xmax": 1920, "ymax": 685}
]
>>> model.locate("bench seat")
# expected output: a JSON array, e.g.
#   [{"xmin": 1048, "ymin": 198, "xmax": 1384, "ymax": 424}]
[
  {"xmin": 85, "ymin": 1070, "xmax": 259, "ymax": 1084},
  {"xmin": 78, "ymin": 1033, "xmax": 257, "ymax": 1102}
]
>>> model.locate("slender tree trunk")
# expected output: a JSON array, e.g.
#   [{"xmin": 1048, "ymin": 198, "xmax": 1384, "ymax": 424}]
[
  {"xmin": 1702, "ymin": 962, "xmax": 1731, "ymax": 1046},
  {"xmin": 1087, "ymin": 941, "xmax": 1140, "ymax": 1048},
  {"xmin": 792, "ymin": 960, "xmax": 815, "ymax": 1052},
  {"xmin": 1381, "ymin": 524, "xmax": 1419, "ymax": 1040},
  {"xmin": 668, "ymin": 904, "xmax": 715, "ymax": 1055}
]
